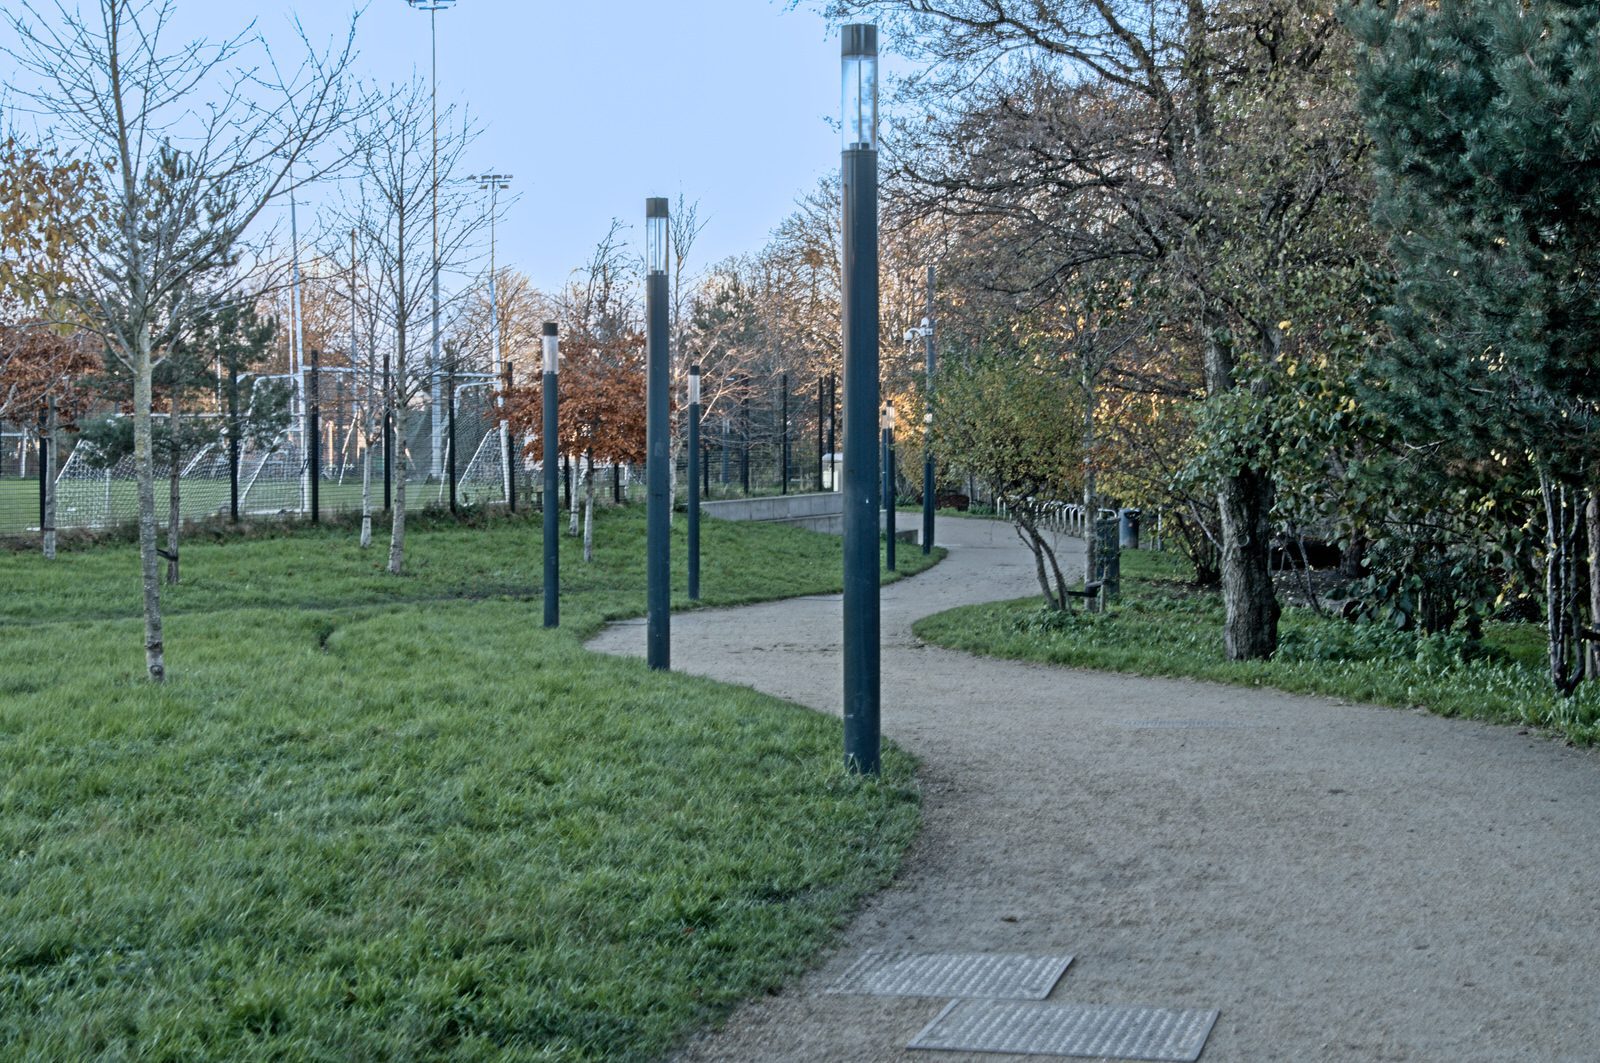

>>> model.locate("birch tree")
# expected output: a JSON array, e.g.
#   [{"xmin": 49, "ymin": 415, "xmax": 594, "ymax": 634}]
[
  {"xmin": 3, "ymin": 0, "xmax": 367, "ymax": 680},
  {"xmin": 329, "ymin": 78, "xmax": 482, "ymax": 575}
]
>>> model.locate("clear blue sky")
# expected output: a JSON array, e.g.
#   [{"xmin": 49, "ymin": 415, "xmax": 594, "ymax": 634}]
[{"xmin": 194, "ymin": 0, "xmax": 864, "ymax": 294}]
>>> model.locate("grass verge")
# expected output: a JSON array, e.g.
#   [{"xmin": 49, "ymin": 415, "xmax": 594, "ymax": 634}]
[
  {"xmin": 0, "ymin": 508, "xmax": 941, "ymax": 1060},
  {"xmin": 913, "ymin": 548, "xmax": 1600, "ymax": 745}
]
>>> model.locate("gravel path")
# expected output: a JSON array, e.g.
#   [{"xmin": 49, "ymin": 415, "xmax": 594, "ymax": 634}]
[{"xmin": 587, "ymin": 516, "xmax": 1600, "ymax": 1062}]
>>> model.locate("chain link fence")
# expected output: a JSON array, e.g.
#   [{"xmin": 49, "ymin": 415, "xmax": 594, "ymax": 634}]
[{"xmin": 3, "ymin": 370, "xmax": 1002, "ymax": 546}]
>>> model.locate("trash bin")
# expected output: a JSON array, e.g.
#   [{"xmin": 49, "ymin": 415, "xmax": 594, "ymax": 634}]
[{"xmin": 1119, "ymin": 508, "xmax": 1141, "ymax": 550}]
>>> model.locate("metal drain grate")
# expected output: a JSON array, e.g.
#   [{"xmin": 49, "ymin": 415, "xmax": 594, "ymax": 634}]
[
  {"xmin": 825, "ymin": 951, "xmax": 1072, "ymax": 999},
  {"xmin": 908, "ymin": 998, "xmax": 1219, "ymax": 1060}
]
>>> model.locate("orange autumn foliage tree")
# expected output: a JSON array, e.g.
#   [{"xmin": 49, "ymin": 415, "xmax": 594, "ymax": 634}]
[
  {"xmin": 504, "ymin": 327, "xmax": 653, "ymax": 469},
  {"xmin": 504, "ymin": 326, "xmax": 661, "ymax": 559}
]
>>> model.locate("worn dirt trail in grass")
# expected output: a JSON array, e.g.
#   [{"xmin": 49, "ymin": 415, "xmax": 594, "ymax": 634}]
[{"xmin": 589, "ymin": 517, "xmax": 1600, "ymax": 1062}]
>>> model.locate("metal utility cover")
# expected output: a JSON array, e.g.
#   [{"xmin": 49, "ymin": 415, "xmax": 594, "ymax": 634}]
[
  {"xmin": 826, "ymin": 951, "xmax": 1072, "ymax": 999},
  {"xmin": 908, "ymin": 999, "xmax": 1219, "ymax": 1061}
]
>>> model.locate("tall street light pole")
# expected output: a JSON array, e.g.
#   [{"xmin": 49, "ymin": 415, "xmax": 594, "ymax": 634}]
[
  {"xmin": 841, "ymin": 25, "xmax": 881, "ymax": 775},
  {"xmin": 470, "ymin": 172, "xmax": 514, "ymax": 506},
  {"xmin": 688, "ymin": 364, "xmax": 702, "ymax": 601},
  {"xmin": 542, "ymin": 322, "xmax": 560, "ymax": 628},
  {"xmin": 406, "ymin": 0, "xmax": 455, "ymax": 482},
  {"xmin": 904, "ymin": 264, "xmax": 937, "ymax": 554},
  {"xmin": 645, "ymin": 198, "xmax": 672, "ymax": 671}
]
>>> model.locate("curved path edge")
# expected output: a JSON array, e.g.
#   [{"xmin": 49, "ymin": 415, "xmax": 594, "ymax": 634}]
[{"xmin": 588, "ymin": 516, "xmax": 1600, "ymax": 1063}]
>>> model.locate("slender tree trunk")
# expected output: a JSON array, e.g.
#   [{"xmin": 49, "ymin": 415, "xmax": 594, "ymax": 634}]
[
  {"xmin": 388, "ymin": 403, "xmax": 407, "ymax": 575},
  {"xmin": 568, "ymin": 452, "xmax": 581, "ymax": 537},
  {"xmin": 132, "ymin": 327, "xmax": 166, "ymax": 681},
  {"xmin": 1541, "ymin": 470, "xmax": 1583, "ymax": 695},
  {"xmin": 166, "ymin": 399, "xmax": 182, "ymax": 585},
  {"xmin": 360, "ymin": 429, "xmax": 373, "ymax": 549},
  {"xmin": 1081, "ymin": 370, "xmax": 1097, "ymax": 586},
  {"xmin": 583, "ymin": 450, "xmax": 596, "ymax": 563},
  {"xmin": 42, "ymin": 397, "xmax": 57, "ymax": 560},
  {"xmin": 1015, "ymin": 515, "xmax": 1065, "ymax": 610},
  {"xmin": 1588, "ymin": 489, "xmax": 1600, "ymax": 677}
]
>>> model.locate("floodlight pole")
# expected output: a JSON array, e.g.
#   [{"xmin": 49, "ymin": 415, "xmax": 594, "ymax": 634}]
[
  {"xmin": 542, "ymin": 322, "xmax": 560, "ymax": 627},
  {"xmin": 645, "ymin": 197, "xmax": 671, "ymax": 671},
  {"xmin": 688, "ymin": 364, "xmax": 702, "ymax": 601},
  {"xmin": 405, "ymin": 0, "xmax": 456, "ymax": 481},
  {"xmin": 841, "ymin": 25, "xmax": 881, "ymax": 775}
]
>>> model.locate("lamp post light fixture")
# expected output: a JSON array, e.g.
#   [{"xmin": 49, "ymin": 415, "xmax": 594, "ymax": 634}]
[
  {"xmin": 882, "ymin": 402, "xmax": 896, "ymax": 572},
  {"xmin": 841, "ymin": 24, "xmax": 881, "ymax": 775},
  {"xmin": 469, "ymin": 172, "xmax": 514, "ymax": 507},
  {"xmin": 542, "ymin": 322, "xmax": 560, "ymax": 628},
  {"xmin": 687, "ymin": 364, "xmax": 702, "ymax": 601},
  {"xmin": 645, "ymin": 197, "xmax": 671, "ymax": 671},
  {"xmin": 903, "ymin": 264, "xmax": 937, "ymax": 554},
  {"xmin": 404, "ymin": 0, "xmax": 456, "ymax": 482}
]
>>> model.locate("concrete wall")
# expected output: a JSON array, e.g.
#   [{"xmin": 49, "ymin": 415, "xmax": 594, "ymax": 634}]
[{"xmin": 702, "ymin": 491, "xmax": 915, "ymax": 543}]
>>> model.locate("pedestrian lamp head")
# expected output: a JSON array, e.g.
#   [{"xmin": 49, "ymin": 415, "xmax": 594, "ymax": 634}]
[
  {"xmin": 541, "ymin": 322, "xmax": 559, "ymax": 376},
  {"xmin": 688, "ymin": 364, "xmax": 701, "ymax": 406},
  {"xmin": 646, "ymin": 198, "xmax": 670, "ymax": 276},
  {"xmin": 842, "ymin": 25, "xmax": 879, "ymax": 152}
]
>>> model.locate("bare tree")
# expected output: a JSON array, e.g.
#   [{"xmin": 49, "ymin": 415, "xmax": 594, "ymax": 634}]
[
  {"xmin": 3, "ymin": 0, "xmax": 370, "ymax": 680},
  {"xmin": 328, "ymin": 77, "xmax": 483, "ymax": 575}
]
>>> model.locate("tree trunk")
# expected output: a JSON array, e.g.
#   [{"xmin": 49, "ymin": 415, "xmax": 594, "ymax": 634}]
[
  {"xmin": 388, "ymin": 403, "xmax": 407, "ymax": 575},
  {"xmin": 583, "ymin": 451, "xmax": 596, "ymax": 563},
  {"xmin": 1218, "ymin": 464, "xmax": 1279, "ymax": 659},
  {"xmin": 1541, "ymin": 470, "xmax": 1583, "ymax": 695},
  {"xmin": 1082, "ymin": 372, "xmax": 1098, "ymax": 587},
  {"xmin": 132, "ymin": 327, "xmax": 166, "ymax": 681},
  {"xmin": 1588, "ymin": 489, "xmax": 1600, "ymax": 677},
  {"xmin": 360, "ymin": 431, "xmax": 373, "ymax": 549},
  {"xmin": 166, "ymin": 399, "xmax": 182, "ymax": 585},
  {"xmin": 1015, "ymin": 511, "xmax": 1070, "ymax": 610},
  {"xmin": 42, "ymin": 397, "xmax": 57, "ymax": 560},
  {"xmin": 568, "ymin": 453, "xmax": 581, "ymax": 537}
]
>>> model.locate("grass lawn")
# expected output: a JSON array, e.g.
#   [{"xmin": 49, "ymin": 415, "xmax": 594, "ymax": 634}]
[
  {"xmin": 914, "ymin": 548, "xmax": 1600, "ymax": 745},
  {"xmin": 0, "ymin": 508, "xmax": 941, "ymax": 1060}
]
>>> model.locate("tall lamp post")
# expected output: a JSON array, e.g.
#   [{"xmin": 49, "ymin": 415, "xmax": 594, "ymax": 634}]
[
  {"xmin": 404, "ymin": 0, "xmax": 455, "ymax": 482},
  {"xmin": 841, "ymin": 24, "xmax": 881, "ymax": 775},
  {"xmin": 645, "ymin": 197, "xmax": 671, "ymax": 671},
  {"xmin": 687, "ymin": 364, "xmax": 702, "ymax": 601},
  {"xmin": 904, "ymin": 264, "xmax": 936, "ymax": 554},
  {"xmin": 542, "ymin": 322, "xmax": 560, "ymax": 628},
  {"xmin": 469, "ymin": 172, "xmax": 514, "ymax": 507}
]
